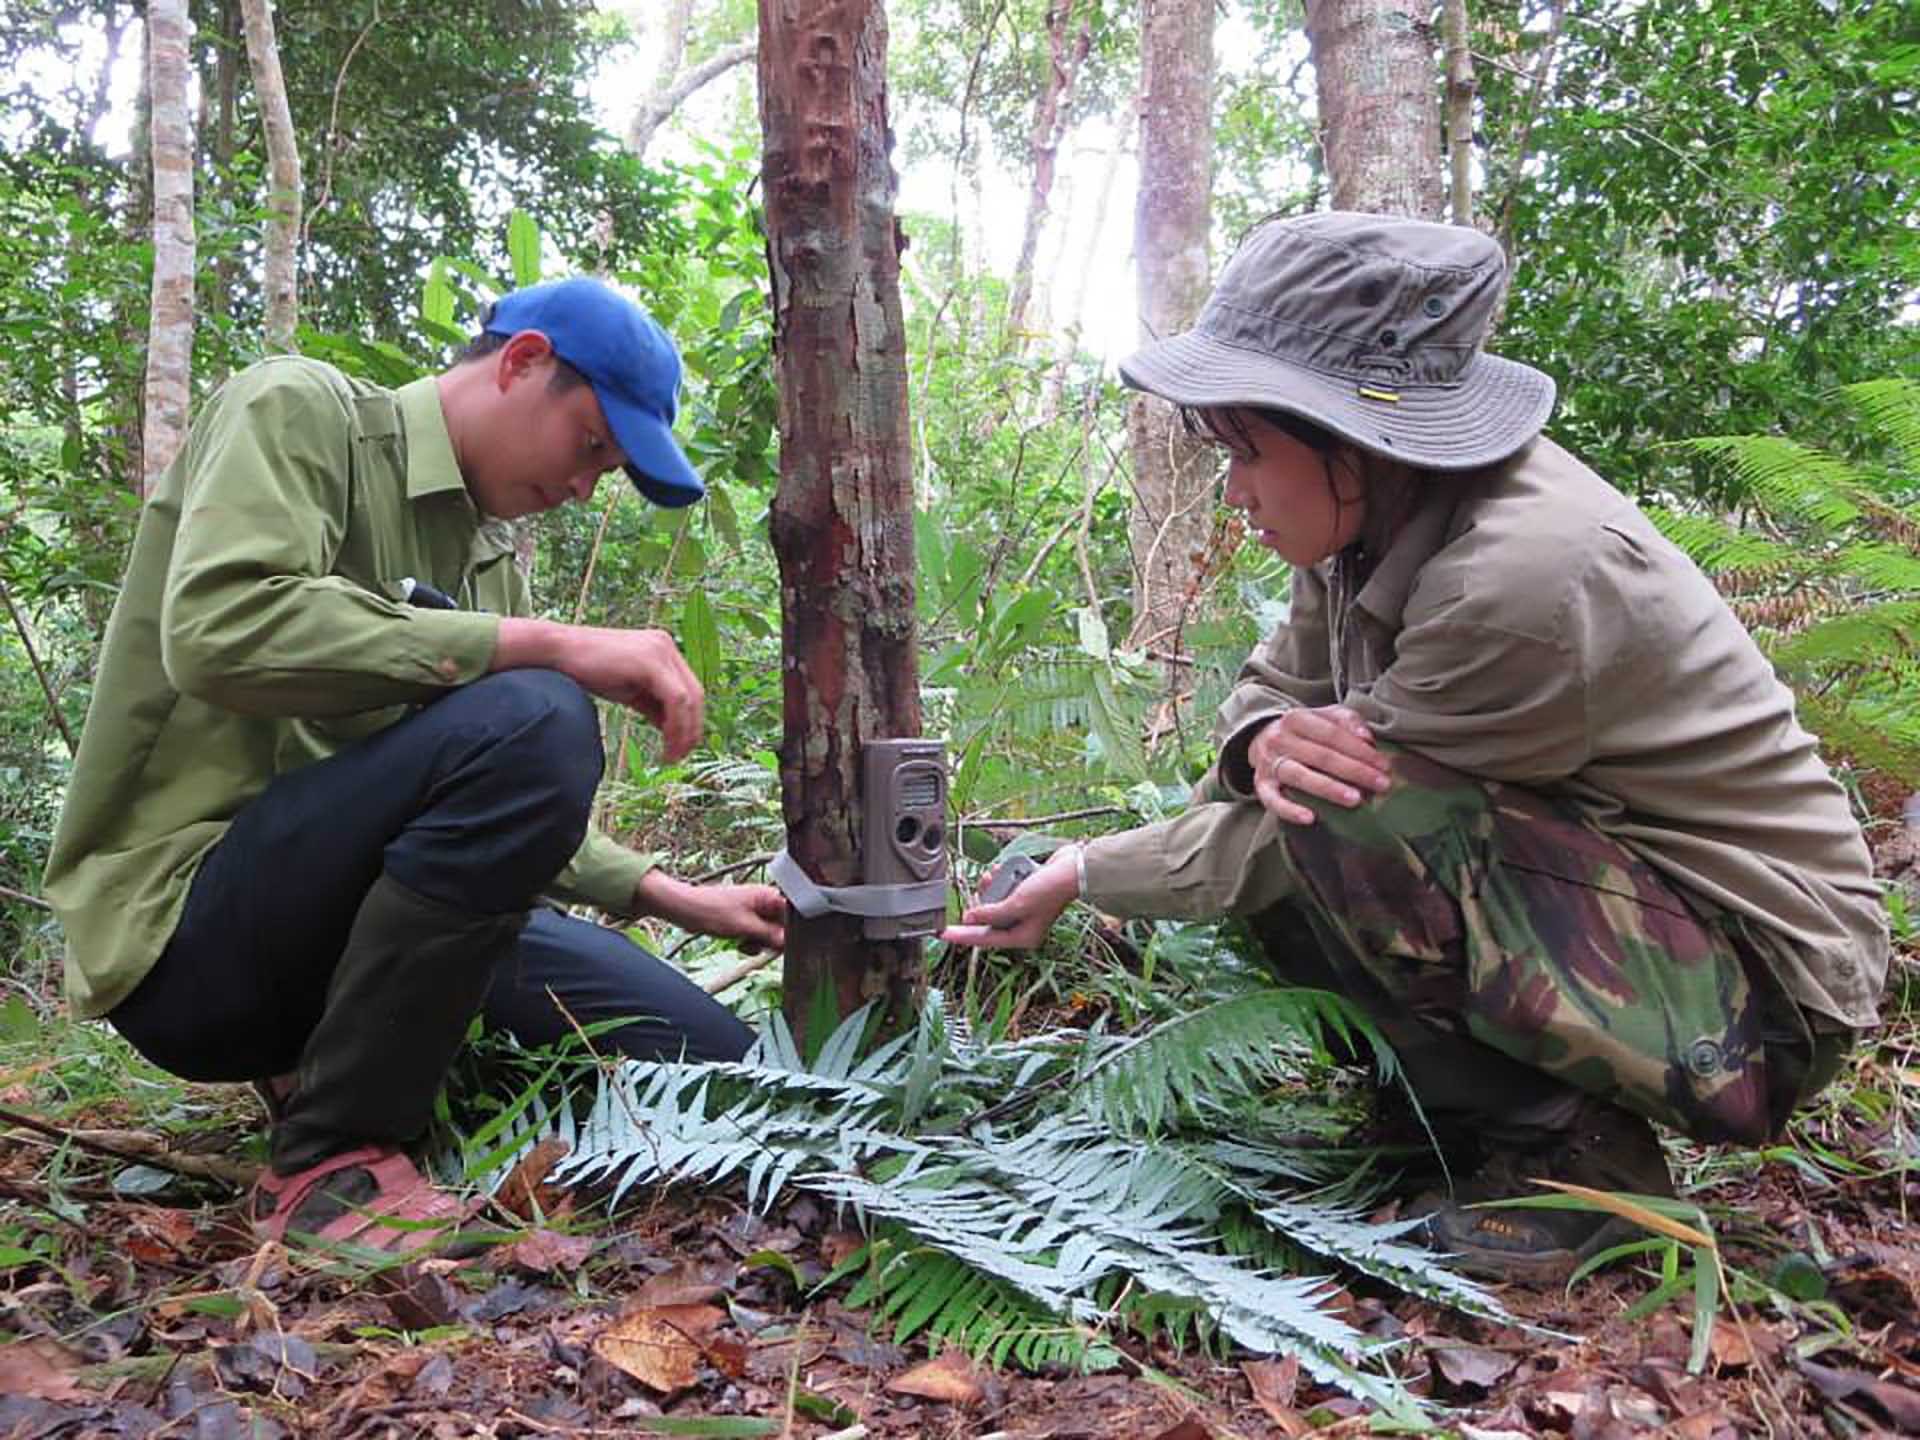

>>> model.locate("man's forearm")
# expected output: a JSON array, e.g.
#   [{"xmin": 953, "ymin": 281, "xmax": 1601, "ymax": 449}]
[{"xmin": 491, "ymin": 616, "xmax": 567, "ymax": 673}]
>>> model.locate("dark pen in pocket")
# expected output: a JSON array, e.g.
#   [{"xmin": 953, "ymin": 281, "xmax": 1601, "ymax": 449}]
[{"xmin": 400, "ymin": 577, "xmax": 458, "ymax": 610}]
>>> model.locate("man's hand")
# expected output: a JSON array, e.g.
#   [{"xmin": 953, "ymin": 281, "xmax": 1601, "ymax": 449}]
[
  {"xmin": 633, "ymin": 871, "xmax": 786, "ymax": 952},
  {"xmin": 493, "ymin": 618, "xmax": 703, "ymax": 761},
  {"xmin": 940, "ymin": 845, "xmax": 1080, "ymax": 950},
  {"xmin": 1246, "ymin": 705, "xmax": 1391, "ymax": 825}
]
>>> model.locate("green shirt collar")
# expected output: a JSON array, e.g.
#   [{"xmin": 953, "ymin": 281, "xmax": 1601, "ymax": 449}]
[{"xmin": 396, "ymin": 377, "xmax": 470, "ymax": 502}]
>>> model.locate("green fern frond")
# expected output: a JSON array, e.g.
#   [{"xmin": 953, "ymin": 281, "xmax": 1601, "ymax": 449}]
[
  {"xmin": 1768, "ymin": 600, "xmax": 1920, "ymax": 675},
  {"xmin": 1842, "ymin": 378, "xmax": 1920, "ymax": 472},
  {"xmin": 1081, "ymin": 989, "xmax": 1390, "ymax": 1136},
  {"xmin": 1835, "ymin": 542, "xmax": 1920, "ymax": 594},
  {"xmin": 510, "ymin": 995, "xmax": 1514, "ymax": 1416},
  {"xmin": 1646, "ymin": 510, "xmax": 1800, "ymax": 578},
  {"xmin": 1089, "ymin": 666, "xmax": 1153, "ymax": 783},
  {"xmin": 1798, "ymin": 690, "xmax": 1920, "ymax": 786},
  {"xmin": 1680, "ymin": 436, "xmax": 1869, "ymax": 533}
]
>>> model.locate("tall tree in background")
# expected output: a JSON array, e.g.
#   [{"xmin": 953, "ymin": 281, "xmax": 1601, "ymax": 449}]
[
  {"xmin": 1302, "ymin": 0, "xmax": 1443, "ymax": 217},
  {"xmin": 142, "ymin": 0, "xmax": 195, "ymax": 492},
  {"xmin": 625, "ymin": 0, "xmax": 757, "ymax": 162},
  {"xmin": 758, "ymin": 0, "xmax": 924, "ymax": 1040},
  {"xmin": 240, "ymin": 0, "xmax": 301, "ymax": 351},
  {"xmin": 1003, "ymin": 0, "xmax": 1094, "ymax": 343},
  {"xmin": 1124, "ymin": 0, "xmax": 1214, "ymax": 662}
]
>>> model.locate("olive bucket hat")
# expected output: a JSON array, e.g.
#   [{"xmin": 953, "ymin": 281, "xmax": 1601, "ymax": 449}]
[{"xmin": 1120, "ymin": 212, "xmax": 1556, "ymax": 472}]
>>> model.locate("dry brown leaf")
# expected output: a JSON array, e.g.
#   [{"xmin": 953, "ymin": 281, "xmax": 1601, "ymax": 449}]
[
  {"xmin": 595, "ymin": 1303, "xmax": 727, "ymax": 1394},
  {"xmin": 1671, "ymin": 1411, "xmax": 1731, "ymax": 1440},
  {"xmin": 336, "ymin": 1349, "xmax": 435, "ymax": 1410},
  {"xmin": 820, "ymin": 1229, "xmax": 865, "ymax": 1268},
  {"xmin": 1706, "ymin": 1317, "xmax": 1752, "ymax": 1369},
  {"xmin": 492, "ymin": 1137, "xmax": 571, "ymax": 1220},
  {"xmin": 886, "ymin": 1349, "xmax": 986, "ymax": 1405},
  {"xmin": 123, "ymin": 1205, "xmax": 197, "ymax": 1263},
  {"xmin": 0, "ymin": 1336, "xmax": 88, "ymax": 1401},
  {"xmin": 497, "ymin": 1228, "xmax": 594, "ymax": 1274},
  {"xmin": 1242, "ymin": 1355, "xmax": 1307, "ymax": 1435},
  {"xmin": 1430, "ymin": 1344, "xmax": 1523, "ymax": 1394},
  {"xmin": 632, "ymin": 1258, "xmax": 738, "ymax": 1308}
]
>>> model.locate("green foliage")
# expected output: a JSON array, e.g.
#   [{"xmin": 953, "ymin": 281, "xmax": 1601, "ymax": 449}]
[
  {"xmin": 491, "ymin": 993, "xmax": 1506, "ymax": 1413},
  {"xmin": 1651, "ymin": 379, "xmax": 1920, "ymax": 783},
  {"xmin": 1482, "ymin": 0, "xmax": 1920, "ymax": 501}
]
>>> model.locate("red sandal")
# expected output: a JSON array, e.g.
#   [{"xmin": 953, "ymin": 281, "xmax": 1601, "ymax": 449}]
[{"xmin": 251, "ymin": 1146, "xmax": 481, "ymax": 1254}]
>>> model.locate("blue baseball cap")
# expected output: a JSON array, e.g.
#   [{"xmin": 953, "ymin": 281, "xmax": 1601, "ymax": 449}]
[{"xmin": 483, "ymin": 277, "xmax": 705, "ymax": 508}]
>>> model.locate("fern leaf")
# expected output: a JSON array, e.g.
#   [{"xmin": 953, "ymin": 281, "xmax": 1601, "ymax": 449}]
[
  {"xmin": 1646, "ymin": 509, "xmax": 1799, "ymax": 578},
  {"xmin": 1081, "ymin": 989, "xmax": 1387, "ymax": 1136},
  {"xmin": 1842, "ymin": 378, "xmax": 1920, "ymax": 473},
  {"xmin": 1680, "ymin": 435, "xmax": 1869, "ymax": 533}
]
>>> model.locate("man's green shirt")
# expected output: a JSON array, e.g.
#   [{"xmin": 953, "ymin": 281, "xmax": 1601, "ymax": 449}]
[{"xmin": 45, "ymin": 357, "xmax": 654, "ymax": 1019}]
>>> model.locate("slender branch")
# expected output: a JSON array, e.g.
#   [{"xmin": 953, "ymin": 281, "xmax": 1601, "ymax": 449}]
[
  {"xmin": 0, "ymin": 575, "xmax": 78, "ymax": 755},
  {"xmin": 304, "ymin": 0, "xmax": 381, "ymax": 253},
  {"xmin": 1494, "ymin": 0, "xmax": 1564, "ymax": 256},
  {"xmin": 701, "ymin": 948, "xmax": 778, "ymax": 995},
  {"xmin": 692, "ymin": 853, "xmax": 774, "ymax": 885},
  {"xmin": 570, "ymin": 484, "xmax": 624, "ymax": 625}
]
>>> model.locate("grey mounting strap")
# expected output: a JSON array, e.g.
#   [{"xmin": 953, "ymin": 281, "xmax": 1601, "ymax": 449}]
[{"xmin": 769, "ymin": 850, "xmax": 950, "ymax": 920}]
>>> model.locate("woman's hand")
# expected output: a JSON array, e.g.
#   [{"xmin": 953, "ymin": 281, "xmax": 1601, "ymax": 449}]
[
  {"xmin": 940, "ymin": 846, "xmax": 1081, "ymax": 950},
  {"xmin": 1246, "ymin": 705, "xmax": 1391, "ymax": 824}
]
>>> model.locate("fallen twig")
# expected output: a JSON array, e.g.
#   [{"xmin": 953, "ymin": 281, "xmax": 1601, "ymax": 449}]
[
  {"xmin": 0, "ymin": 882, "xmax": 53, "ymax": 911},
  {"xmin": 0, "ymin": 1104, "xmax": 258, "ymax": 1188}
]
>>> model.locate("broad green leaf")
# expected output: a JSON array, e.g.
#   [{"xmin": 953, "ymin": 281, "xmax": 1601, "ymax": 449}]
[
  {"xmin": 507, "ymin": 210, "xmax": 543, "ymax": 288},
  {"xmin": 681, "ymin": 590, "xmax": 721, "ymax": 690},
  {"xmin": 422, "ymin": 264, "xmax": 455, "ymax": 332}
]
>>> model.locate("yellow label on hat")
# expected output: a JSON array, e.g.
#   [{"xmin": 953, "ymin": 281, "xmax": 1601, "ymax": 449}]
[{"xmin": 1357, "ymin": 384, "xmax": 1400, "ymax": 403}]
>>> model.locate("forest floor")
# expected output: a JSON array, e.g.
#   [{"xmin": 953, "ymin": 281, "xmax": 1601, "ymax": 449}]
[{"xmin": 2, "ymin": 802, "xmax": 1916, "ymax": 1439}]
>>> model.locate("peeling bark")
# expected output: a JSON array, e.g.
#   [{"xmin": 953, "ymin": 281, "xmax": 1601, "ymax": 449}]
[
  {"xmin": 142, "ymin": 0, "xmax": 196, "ymax": 494},
  {"xmin": 758, "ymin": 0, "xmax": 923, "ymax": 1043},
  {"xmin": 1303, "ymin": 0, "xmax": 1444, "ymax": 218}
]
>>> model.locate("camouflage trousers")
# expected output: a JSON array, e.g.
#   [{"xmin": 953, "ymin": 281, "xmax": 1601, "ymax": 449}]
[{"xmin": 1249, "ymin": 747, "xmax": 1846, "ymax": 1145}]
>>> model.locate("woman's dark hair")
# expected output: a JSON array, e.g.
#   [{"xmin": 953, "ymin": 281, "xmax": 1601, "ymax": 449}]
[
  {"xmin": 1180, "ymin": 403, "xmax": 1424, "ymax": 564},
  {"xmin": 455, "ymin": 324, "xmax": 590, "ymax": 394}
]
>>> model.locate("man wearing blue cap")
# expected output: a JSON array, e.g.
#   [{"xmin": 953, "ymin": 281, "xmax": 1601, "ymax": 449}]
[{"xmin": 45, "ymin": 278, "xmax": 783, "ymax": 1248}]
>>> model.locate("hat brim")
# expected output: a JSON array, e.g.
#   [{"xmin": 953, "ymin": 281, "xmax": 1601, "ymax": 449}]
[
  {"xmin": 1119, "ymin": 331, "xmax": 1556, "ymax": 473},
  {"xmin": 598, "ymin": 386, "xmax": 705, "ymax": 508}
]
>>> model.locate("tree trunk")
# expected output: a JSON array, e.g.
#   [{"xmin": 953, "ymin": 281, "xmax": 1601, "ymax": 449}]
[
  {"xmin": 241, "ymin": 0, "xmax": 302, "ymax": 351},
  {"xmin": 142, "ymin": 0, "xmax": 196, "ymax": 494},
  {"xmin": 1125, "ymin": 0, "xmax": 1214, "ymax": 662},
  {"xmin": 1441, "ymin": 0, "xmax": 1476, "ymax": 226},
  {"xmin": 758, "ymin": 0, "xmax": 923, "ymax": 1045},
  {"xmin": 207, "ymin": 0, "xmax": 239, "ymax": 342},
  {"xmin": 1004, "ymin": 0, "xmax": 1094, "ymax": 345},
  {"xmin": 1302, "ymin": 0, "xmax": 1444, "ymax": 218}
]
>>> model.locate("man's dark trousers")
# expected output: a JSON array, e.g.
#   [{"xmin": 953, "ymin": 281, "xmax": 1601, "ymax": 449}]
[{"xmin": 109, "ymin": 670, "xmax": 753, "ymax": 1166}]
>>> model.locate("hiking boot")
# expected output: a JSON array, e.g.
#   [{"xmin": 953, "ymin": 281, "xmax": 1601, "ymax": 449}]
[
  {"xmin": 252, "ymin": 1145, "xmax": 483, "ymax": 1254},
  {"xmin": 1409, "ymin": 1097, "xmax": 1675, "ymax": 1285}
]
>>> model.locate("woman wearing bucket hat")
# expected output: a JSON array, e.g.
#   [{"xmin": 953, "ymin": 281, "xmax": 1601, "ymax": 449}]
[{"xmin": 944, "ymin": 212, "xmax": 1888, "ymax": 1284}]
